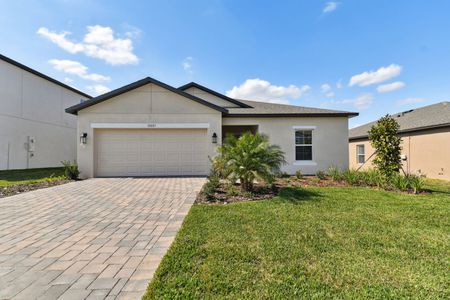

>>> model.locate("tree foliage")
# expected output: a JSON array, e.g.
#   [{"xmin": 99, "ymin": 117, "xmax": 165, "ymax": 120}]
[
  {"xmin": 368, "ymin": 115, "xmax": 402, "ymax": 177},
  {"xmin": 213, "ymin": 132, "xmax": 286, "ymax": 191}
]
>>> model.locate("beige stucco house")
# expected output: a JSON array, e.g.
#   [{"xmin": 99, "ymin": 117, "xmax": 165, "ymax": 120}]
[
  {"xmin": 0, "ymin": 54, "xmax": 91, "ymax": 170},
  {"xmin": 66, "ymin": 78, "xmax": 357, "ymax": 178},
  {"xmin": 349, "ymin": 102, "xmax": 450, "ymax": 180}
]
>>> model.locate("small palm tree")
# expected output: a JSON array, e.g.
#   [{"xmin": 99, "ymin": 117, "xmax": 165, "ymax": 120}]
[{"xmin": 214, "ymin": 132, "xmax": 286, "ymax": 191}]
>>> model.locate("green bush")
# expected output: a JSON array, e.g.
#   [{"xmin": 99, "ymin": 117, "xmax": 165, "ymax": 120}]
[
  {"xmin": 327, "ymin": 166, "xmax": 343, "ymax": 181},
  {"xmin": 368, "ymin": 115, "xmax": 402, "ymax": 177},
  {"xmin": 225, "ymin": 183, "xmax": 240, "ymax": 196},
  {"xmin": 342, "ymin": 169, "xmax": 361, "ymax": 185},
  {"xmin": 390, "ymin": 173, "xmax": 410, "ymax": 191},
  {"xmin": 338, "ymin": 168, "xmax": 425, "ymax": 194},
  {"xmin": 214, "ymin": 133, "xmax": 286, "ymax": 191},
  {"xmin": 278, "ymin": 172, "xmax": 291, "ymax": 178},
  {"xmin": 406, "ymin": 174, "xmax": 425, "ymax": 194},
  {"xmin": 316, "ymin": 170, "xmax": 327, "ymax": 180},
  {"xmin": 203, "ymin": 171, "xmax": 220, "ymax": 201},
  {"xmin": 61, "ymin": 160, "xmax": 79, "ymax": 180},
  {"xmin": 361, "ymin": 169, "xmax": 386, "ymax": 188},
  {"xmin": 295, "ymin": 170, "xmax": 303, "ymax": 179}
]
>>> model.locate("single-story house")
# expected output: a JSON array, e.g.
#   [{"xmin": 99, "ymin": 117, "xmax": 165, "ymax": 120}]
[
  {"xmin": 0, "ymin": 54, "xmax": 91, "ymax": 170},
  {"xmin": 349, "ymin": 101, "xmax": 450, "ymax": 180},
  {"xmin": 66, "ymin": 77, "xmax": 358, "ymax": 178}
]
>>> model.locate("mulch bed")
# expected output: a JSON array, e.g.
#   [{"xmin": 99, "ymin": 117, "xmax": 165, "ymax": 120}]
[
  {"xmin": 196, "ymin": 182, "xmax": 280, "ymax": 204},
  {"xmin": 196, "ymin": 176, "xmax": 348, "ymax": 204},
  {"xmin": 0, "ymin": 179, "xmax": 73, "ymax": 198},
  {"xmin": 196, "ymin": 175, "xmax": 427, "ymax": 204}
]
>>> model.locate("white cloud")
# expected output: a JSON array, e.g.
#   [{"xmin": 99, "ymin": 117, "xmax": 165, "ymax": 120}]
[
  {"xmin": 37, "ymin": 25, "xmax": 139, "ymax": 65},
  {"xmin": 349, "ymin": 64, "xmax": 402, "ymax": 87},
  {"xmin": 49, "ymin": 59, "xmax": 110, "ymax": 81},
  {"xmin": 320, "ymin": 83, "xmax": 335, "ymax": 97},
  {"xmin": 336, "ymin": 80, "xmax": 343, "ymax": 89},
  {"xmin": 87, "ymin": 84, "xmax": 111, "ymax": 95},
  {"xmin": 377, "ymin": 81, "xmax": 405, "ymax": 93},
  {"xmin": 396, "ymin": 97, "xmax": 425, "ymax": 106},
  {"xmin": 323, "ymin": 2, "xmax": 340, "ymax": 13},
  {"xmin": 63, "ymin": 77, "xmax": 73, "ymax": 83},
  {"xmin": 321, "ymin": 83, "xmax": 331, "ymax": 93},
  {"xmin": 182, "ymin": 56, "xmax": 193, "ymax": 74},
  {"xmin": 226, "ymin": 78, "xmax": 311, "ymax": 104},
  {"xmin": 340, "ymin": 93, "xmax": 373, "ymax": 110}
]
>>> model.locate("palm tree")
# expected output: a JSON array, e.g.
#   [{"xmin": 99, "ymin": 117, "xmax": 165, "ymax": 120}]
[{"xmin": 214, "ymin": 132, "xmax": 286, "ymax": 191}]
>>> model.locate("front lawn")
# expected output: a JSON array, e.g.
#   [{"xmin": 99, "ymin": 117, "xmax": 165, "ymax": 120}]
[
  {"xmin": 144, "ymin": 182, "xmax": 449, "ymax": 299},
  {"xmin": 0, "ymin": 167, "xmax": 65, "ymax": 186}
]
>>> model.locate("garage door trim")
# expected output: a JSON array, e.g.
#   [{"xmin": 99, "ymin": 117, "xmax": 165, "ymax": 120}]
[{"xmin": 91, "ymin": 122, "xmax": 210, "ymax": 129}]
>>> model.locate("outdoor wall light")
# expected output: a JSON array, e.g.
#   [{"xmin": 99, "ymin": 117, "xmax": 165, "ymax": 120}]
[
  {"xmin": 212, "ymin": 132, "xmax": 218, "ymax": 144},
  {"xmin": 80, "ymin": 133, "xmax": 88, "ymax": 145}
]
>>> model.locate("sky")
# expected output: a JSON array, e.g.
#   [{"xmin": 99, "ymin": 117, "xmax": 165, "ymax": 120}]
[{"xmin": 1, "ymin": 0, "xmax": 450, "ymax": 128}]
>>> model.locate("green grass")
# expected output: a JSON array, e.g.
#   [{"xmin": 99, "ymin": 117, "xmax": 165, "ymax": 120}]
[
  {"xmin": 0, "ymin": 167, "xmax": 65, "ymax": 187},
  {"xmin": 144, "ymin": 182, "xmax": 450, "ymax": 299}
]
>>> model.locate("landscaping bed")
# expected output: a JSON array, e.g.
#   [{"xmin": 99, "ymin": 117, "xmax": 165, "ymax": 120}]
[
  {"xmin": 198, "ymin": 172, "xmax": 429, "ymax": 204},
  {"xmin": 0, "ymin": 167, "xmax": 74, "ymax": 198},
  {"xmin": 0, "ymin": 178, "xmax": 72, "ymax": 198}
]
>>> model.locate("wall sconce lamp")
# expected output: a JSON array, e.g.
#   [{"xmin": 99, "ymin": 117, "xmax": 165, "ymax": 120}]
[
  {"xmin": 212, "ymin": 132, "xmax": 218, "ymax": 144},
  {"xmin": 80, "ymin": 133, "xmax": 88, "ymax": 145}
]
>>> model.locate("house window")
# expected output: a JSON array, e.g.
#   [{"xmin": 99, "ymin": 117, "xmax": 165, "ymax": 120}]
[
  {"xmin": 295, "ymin": 130, "xmax": 312, "ymax": 160},
  {"xmin": 357, "ymin": 144, "xmax": 365, "ymax": 164}
]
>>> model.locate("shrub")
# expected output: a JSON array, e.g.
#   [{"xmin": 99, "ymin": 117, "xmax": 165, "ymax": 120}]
[
  {"xmin": 225, "ymin": 183, "xmax": 240, "ymax": 196},
  {"xmin": 316, "ymin": 170, "xmax": 327, "ymax": 180},
  {"xmin": 203, "ymin": 171, "xmax": 220, "ymax": 201},
  {"xmin": 61, "ymin": 160, "xmax": 79, "ymax": 180},
  {"xmin": 342, "ymin": 169, "xmax": 360, "ymax": 185},
  {"xmin": 361, "ymin": 169, "xmax": 386, "ymax": 188},
  {"xmin": 390, "ymin": 173, "xmax": 410, "ymax": 191},
  {"xmin": 340, "ymin": 168, "xmax": 425, "ymax": 194},
  {"xmin": 327, "ymin": 166, "xmax": 343, "ymax": 181},
  {"xmin": 278, "ymin": 172, "xmax": 291, "ymax": 178},
  {"xmin": 295, "ymin": 170, "xmax": 303, "ymax": 179},
  {"xmin": 406, "ymin": 174, "xmax": 425, "ymax": 194},
  {"xmin": 368, "ymin": 115, "xmax": 402, "ymax": 177},
  {"xmin": 214, "ymin": 133, "xmax": 286, "ymax": 191}
]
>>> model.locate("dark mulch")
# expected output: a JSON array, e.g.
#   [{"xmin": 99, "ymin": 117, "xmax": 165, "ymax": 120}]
[
  {"xmin": 196, "ymin": 175, "xmax": 429, "ymax": 204},
  {"xmin": 0, "ymin": 179, "xmax": 73, "ymax": 198},
  {"xmin": 196, "ymin": 182, "xmax": 280, "ymax": 204}
]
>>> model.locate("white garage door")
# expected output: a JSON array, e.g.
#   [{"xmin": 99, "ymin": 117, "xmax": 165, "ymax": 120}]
[{"xmin": 95, "ymin": 129, "xmax": 208, "ymax": 177}]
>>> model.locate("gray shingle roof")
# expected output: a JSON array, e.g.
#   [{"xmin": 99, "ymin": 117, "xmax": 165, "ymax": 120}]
[
  {"xmin": 226, "ymin": 99, "xmax": 358, "ymax": 117},
  {"xmin": 349, "ymin": 101, "xmax": 450, "ymax": 140}
]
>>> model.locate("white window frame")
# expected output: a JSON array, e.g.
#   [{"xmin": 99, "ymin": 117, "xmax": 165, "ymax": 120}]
[
  {"xmin": 356, "ymin": 144, "xmax": 365, "ymax": 164},
  {"xmin": 294, "ymin": 128, "xmax": 315, "ymax": 165}
]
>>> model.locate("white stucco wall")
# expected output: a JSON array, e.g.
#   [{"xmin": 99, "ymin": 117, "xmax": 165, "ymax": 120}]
[
  {"xmin": 77, "ymin": 83, "xmax": 222, "ymax": 178},
  {"xmin": 0, "ymin": 59, "xmax": 88, "ymax": 170},
  {"xmin": 223, "ymin": 117, "xmax": 350, "ymax": 174}
]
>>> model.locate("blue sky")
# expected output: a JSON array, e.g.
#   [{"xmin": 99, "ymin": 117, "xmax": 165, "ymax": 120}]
[{"xmin": 1, "ymin": 0, "xmax": 450, "ymax": 127}]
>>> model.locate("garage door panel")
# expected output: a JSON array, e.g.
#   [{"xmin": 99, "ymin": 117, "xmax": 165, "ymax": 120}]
[{"xmin": 95, "ymin": 129, "xmax": 208, "ymax": 177}]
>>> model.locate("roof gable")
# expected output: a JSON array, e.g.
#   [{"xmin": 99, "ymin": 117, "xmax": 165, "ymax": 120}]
[
  {"xmin": 0, "ymin": 53, "xmax": 92, "ymax": 99},
  {"xmin": 178, "ymin": 82, "xmax": 252, "ymax": 108},
  {"xmin": 66, "ymin": 77, "xmax": 228, "ymax": 115}
]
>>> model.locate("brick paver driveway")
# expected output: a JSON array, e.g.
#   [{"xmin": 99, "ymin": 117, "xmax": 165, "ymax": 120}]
[{"xmin": 0, "ymin": 177, "xmax": 205, "ymax": 300}]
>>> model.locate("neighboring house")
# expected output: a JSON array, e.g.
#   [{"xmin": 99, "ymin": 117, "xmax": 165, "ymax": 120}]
[
  {"xmin": 0, "ymin": 54, "xmax": 91, "ymax": 170},
  {"xmin": 349, "ymin": 102, "xmax": 450, "ymax": 180},
  {"xmin": 66, "ymin": 78, "xmax": 358, "ymax": 178}
]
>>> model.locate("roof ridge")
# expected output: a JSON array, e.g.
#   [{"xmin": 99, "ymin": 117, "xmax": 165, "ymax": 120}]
[{"xmin": 238, "ymin": 98, "xmax": 358, "ymax": 114}]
